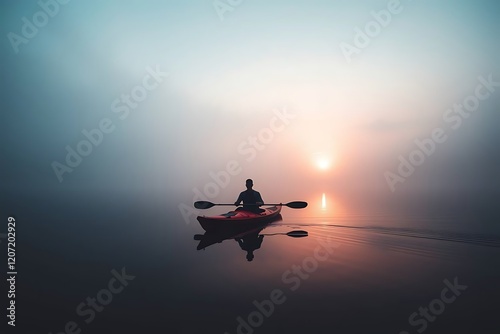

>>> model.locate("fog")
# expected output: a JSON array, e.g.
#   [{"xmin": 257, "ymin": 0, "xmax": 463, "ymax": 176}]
[{"xmin": 1, "ymin": 0, "xmax": 499, "ymax": 226}]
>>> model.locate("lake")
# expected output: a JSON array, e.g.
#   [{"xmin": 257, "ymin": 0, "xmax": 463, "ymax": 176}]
[{"xmin": 5, "ymin": 190, "xmax": 500, "ymax": 334}]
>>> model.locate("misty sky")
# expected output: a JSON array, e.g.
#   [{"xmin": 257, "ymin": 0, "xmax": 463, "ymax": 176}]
[{"xmin": 1, "ymin": 0, "xmax": 499, "ymax": 218}]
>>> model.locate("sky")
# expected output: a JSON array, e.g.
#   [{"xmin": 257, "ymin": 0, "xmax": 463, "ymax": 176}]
[{"xmin": 1, "ymin": 0, "xmax": 499, "ymax": 220}]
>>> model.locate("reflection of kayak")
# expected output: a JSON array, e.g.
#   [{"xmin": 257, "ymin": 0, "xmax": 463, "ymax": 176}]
[
  {"xmin": 195, "ymin": 222, "xmax": 270, "ymax": 250},
  {"xmin": 197, "ymin": 205, "xmax": 282, "ymax": 232}
]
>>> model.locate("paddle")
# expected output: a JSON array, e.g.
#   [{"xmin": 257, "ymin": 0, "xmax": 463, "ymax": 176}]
[
  {"xmin": 193, "ymin": 230, "xmax": 308, "ymax": 240},
  {"xmin": 194, "ymin": 201, "xmax": 308, "ymax": 210},
  {"xmin": 261, "ymin": 230, "xmax": 308, "ymax": 238}
]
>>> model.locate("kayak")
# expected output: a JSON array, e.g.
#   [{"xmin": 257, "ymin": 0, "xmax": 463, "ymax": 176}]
[{"xmin": 197, "ymin": 205, "xmax": 282, "ymax": 232}]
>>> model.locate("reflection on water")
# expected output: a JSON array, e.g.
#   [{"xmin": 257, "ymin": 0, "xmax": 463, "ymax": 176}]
[
  {"xmin": 194, "ymin": 212, "xmax": 500, "ymax": 263},
  {"xmin": 235, "ymin": 230, "xmax": 263, "ymax": 262},
  {"xmin": 194, "ymin": 215, "xmax": 309, "ymax": 262},
  {"xmin": 290, "ymin": 192, "xmax": 345, "ymax": 219}
]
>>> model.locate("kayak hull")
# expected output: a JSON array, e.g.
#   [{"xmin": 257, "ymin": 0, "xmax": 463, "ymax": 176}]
[{"xmin": 197, "ymin": 205, "xmax": 282, "ymax": 232}]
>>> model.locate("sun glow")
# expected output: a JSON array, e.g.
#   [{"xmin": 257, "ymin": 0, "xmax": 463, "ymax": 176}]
[
  {"xmin": 317, "ymin": 158, "xmax": 330, "ymax": 170},
  {"xmin": 314, "ymin": 153, "xmax": 333, "ymax": 170},
  {"xmin": 321, "ymin": 193, "xmax": 326, "ymax": 209}
]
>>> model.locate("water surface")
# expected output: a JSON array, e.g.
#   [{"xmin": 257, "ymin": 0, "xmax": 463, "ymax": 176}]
[{"xmin": 4, "ymin": 191, "xmax": 500, "ymax": 334}]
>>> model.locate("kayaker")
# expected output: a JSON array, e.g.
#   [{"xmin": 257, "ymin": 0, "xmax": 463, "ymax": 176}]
[{"xmin": 234, "ymin": 179, "xmax": 264, "ymax": 212}]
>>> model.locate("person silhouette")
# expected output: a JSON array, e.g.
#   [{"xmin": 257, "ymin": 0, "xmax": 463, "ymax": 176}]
[
  {"xmin": 236, "ymin": 231, "xmax": 264, "ymax": 262},
  {"xmin": 234, "ymin": 179, "xmax": 264, "ymax": 213}
]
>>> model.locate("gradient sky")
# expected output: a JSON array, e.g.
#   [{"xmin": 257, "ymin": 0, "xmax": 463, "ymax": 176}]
[{"xmin": 1, "ymin": 0, "xmax": 499, "ymax": 219}]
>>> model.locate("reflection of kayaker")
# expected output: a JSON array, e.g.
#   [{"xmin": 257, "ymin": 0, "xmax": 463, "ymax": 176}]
[
  {"xmin": 236, "ymin": 232, "xmax": 264, "ymax": 262},
  {"xmin": 195, "ymin": 222, "xmax": 271, "ymax": 250},
  {"xmin": 194, "ymin": 219, "xmax": 308, "ymax": 260},
  {"xmin": 234, "ymin": 179, "xmax": 264, "ymax": 213}
]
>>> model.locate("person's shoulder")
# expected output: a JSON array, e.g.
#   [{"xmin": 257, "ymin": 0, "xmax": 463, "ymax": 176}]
[{"xmin": 253, "ymin": 190, "xmax": 261, "ymax": 194}]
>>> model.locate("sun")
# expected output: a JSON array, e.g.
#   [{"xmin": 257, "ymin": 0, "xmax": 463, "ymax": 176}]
[
  {"xmin": 314, "ymin": 152, "xmax": 333, "ymax": 170},
  {"xmin": 316, "ymin": 158, "xmax": 330, "ymax": 170}
]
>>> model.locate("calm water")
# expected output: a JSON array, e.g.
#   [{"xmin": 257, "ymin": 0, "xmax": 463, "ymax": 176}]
[{"xmin": 3, "ymin": 191, "xmax": 500, "ymax": 334}]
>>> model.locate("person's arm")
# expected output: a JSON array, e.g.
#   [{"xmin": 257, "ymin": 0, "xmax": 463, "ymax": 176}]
[
  {"xmin": 255, "ymin": 191, "xmax": 264, "ymax": 206},
  {"xmin": 234, "ymin": 192, "xmax": 243, "ymax": 206}
]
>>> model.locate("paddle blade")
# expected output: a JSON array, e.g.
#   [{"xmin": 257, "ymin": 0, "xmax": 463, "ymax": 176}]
[
  {"xmin": 194, "ymin": 201, "xmax": 215, "ymax": 209},
  {"xmin": 286, "ymin": 230, "xmax": 308, "ymax": 237},
  {"xmin": 285, "ymin": 201, "xmax": 308, "ymax": 209}
]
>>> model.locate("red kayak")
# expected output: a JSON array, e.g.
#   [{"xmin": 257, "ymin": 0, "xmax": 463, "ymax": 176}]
[{"xmin": 197, "ymin": 205, "xmax": 282, "ymax": 232}]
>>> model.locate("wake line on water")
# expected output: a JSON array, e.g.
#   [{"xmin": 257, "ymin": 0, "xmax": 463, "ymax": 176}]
[{"xmin": 279, "ymin": 223, "xmax": 500, "ymax": 248}]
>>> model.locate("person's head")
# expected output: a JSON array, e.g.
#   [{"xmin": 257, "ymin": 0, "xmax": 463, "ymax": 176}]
[
  {"xmin": 245, "ymin": 179, "xmax": 253, "ymax": 190},
  {"xmin": 246, "ymin": 251, "xmax": 254, "ymax": 262}
]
